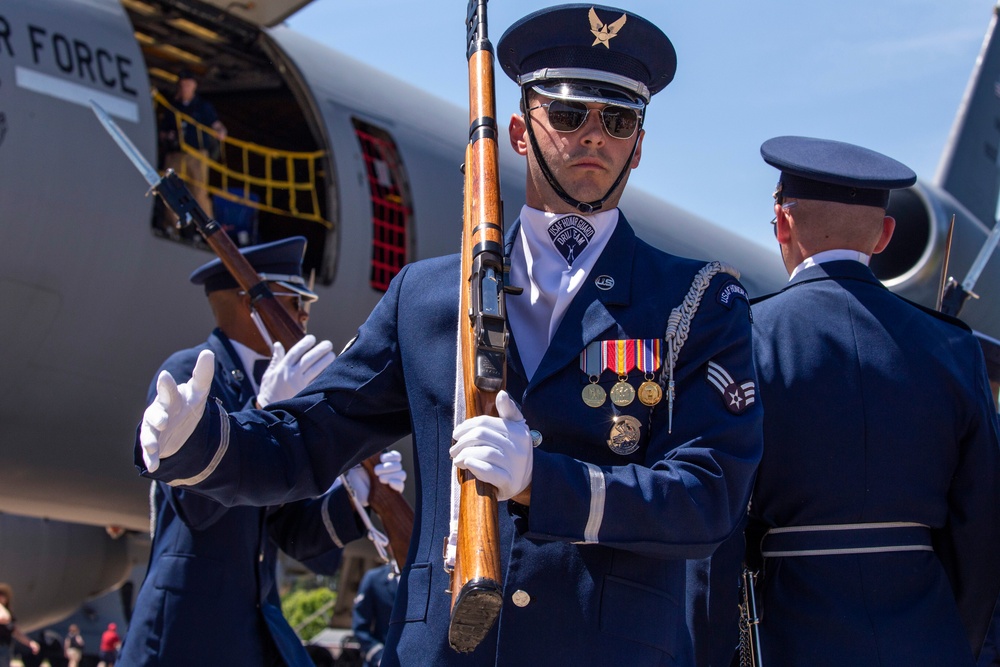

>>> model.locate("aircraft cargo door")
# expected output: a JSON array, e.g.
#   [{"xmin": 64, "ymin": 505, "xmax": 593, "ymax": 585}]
[{"xmin": 121, "ymin": 0, "xmax": 338, "ymax": 283}]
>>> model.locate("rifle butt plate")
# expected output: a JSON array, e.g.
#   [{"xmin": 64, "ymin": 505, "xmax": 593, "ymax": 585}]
[{"xmin": 448, "ymin": 577, "xmax": 502, "ymax": 653}]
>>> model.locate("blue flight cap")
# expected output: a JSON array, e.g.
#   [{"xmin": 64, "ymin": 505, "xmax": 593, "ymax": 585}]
[
  {"xmin": 761, "ymin": 136, "xmax": 917, "ymax": 209},
  {"xmin": 497, "ymin": 4, "xmax": 676, "ymax": 103},
  {"xmin": 189, "ymin": 236, "xmax": 318, "ymax": 301}
]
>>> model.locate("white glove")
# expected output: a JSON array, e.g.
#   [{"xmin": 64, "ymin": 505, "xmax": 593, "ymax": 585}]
[
  {"xmin": 450, "ymin": 390, "xmax": 533, "ymax": 501},
  {"xmin": 344, "ymin": 451, "xmax": 406, "ymax": 507},
  {"xmin": 373, "ymin": 450, "xmax": 406, "ymax": 493},
  {"xmin": 139, "ymin": 349, "xmax": 215, "ymax": 472},
  {"xmin": 345, "ymin": 465, "xmax": 371, "ymax": 507},
  {"xmin": 256, "ymin": 334, "xmax": 335, "ymax": 407}
]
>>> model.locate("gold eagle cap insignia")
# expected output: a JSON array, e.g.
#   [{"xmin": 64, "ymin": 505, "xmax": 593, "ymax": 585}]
[{"xmin": 589, "ymin": 7, "xmax": 627, "ymax": 48}]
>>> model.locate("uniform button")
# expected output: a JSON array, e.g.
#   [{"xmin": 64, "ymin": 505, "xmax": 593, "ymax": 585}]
[
  {"xmin": 511, "ymin": 590, "xmax": 530, "ymax": 607},
  {"xmin": 259, "ymin": 553, "xmax": 264, "ymax": 562},
  {"xmin": 529, "ymin": 430, "xmax": 543, "ymax": 448}
]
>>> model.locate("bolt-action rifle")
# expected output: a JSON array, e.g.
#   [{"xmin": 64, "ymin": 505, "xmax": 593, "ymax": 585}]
[{"xmin": 448, "ymin": 0, "xmax": 518, "ymax": 653}]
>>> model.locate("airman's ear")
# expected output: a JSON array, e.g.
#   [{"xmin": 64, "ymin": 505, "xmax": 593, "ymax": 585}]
[
  {"xmin": 509, "ymin": 114, "xmax": 528, "ymax": 156},
  {"xmin": 774, "ymin": 203, "xmax": 793, "ymax": 245},
  {"xmin": 630, "ymin": 129, "xmax": 644, "ymax": 169},
  {"xmin": 872, "ymin": 216, "xmax": 896, "ymax": 255}
]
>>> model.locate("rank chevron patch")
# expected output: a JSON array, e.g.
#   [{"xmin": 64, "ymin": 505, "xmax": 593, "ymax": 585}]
[{"xmin": 706, "ymin": 360, "xmax": 755, "ymax": 415}]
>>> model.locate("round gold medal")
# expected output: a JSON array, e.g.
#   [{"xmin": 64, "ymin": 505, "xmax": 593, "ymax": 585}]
[
  {"xmin": 581, "ymin": 383, "xmax": 607, "ymax": 408},
  {"xmin": 610, "ymin": 380, "xmax": 636, "ymax": 407},
  {"xmin": 607, "ymin": 415, "xmax": 642, "ymax": 455},
  {"xmin": 638, "ymin": 380, "xmax": 663, "ymax": 406}
]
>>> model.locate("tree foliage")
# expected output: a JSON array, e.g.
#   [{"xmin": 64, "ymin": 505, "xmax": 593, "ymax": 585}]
[{"xmin": 282, "ymin": 586, "xmax": 337, "ymax": 641}]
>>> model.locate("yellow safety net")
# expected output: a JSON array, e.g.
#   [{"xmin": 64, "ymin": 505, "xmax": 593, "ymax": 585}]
[{"xmin": 153, "ymin": 89, "xmax": 331, "ymax": 229}]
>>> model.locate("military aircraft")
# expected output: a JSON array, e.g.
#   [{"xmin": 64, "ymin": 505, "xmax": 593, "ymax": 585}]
[{"xmin": 0, "ymin": 0, "xmax": 997, "ymax": 636}]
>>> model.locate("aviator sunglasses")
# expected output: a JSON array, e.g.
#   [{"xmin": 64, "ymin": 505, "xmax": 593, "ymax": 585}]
[
  {"xmin": 528, "ymin": 98, "xmax": 643, "ymax": 139},
  {"xmin": 238, "ymin": 288, "xmax": 310, "ymax": 312}
]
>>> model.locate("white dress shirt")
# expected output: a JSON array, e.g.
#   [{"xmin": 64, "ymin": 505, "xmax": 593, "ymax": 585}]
[
  {"xmin": 230, "ymin": 338, "xmax": 269, "ymax": 393},
  {"xmin": 789, "ymin": 248, "xmax": 870, "ymax": 281}
]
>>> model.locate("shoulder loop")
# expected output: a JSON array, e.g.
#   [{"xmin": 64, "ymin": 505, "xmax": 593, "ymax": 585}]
[
  {"xmin": 897, "ymin": 295, "xmax": 972, "ymax": 332},
  {"xmin": 718, "ymin": 261, "xmax": 741, "ymax": 280}
]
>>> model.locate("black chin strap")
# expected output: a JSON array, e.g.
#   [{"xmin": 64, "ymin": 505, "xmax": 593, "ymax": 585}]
[{"xmin": 521, "ymin": 88, "xmax": 642, "ymax": 214}]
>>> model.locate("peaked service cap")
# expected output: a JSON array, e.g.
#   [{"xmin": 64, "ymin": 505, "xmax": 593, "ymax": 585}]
[
  {"xmin": 497, "ymin": 4, "xmax": 676, "ymax": 103},
  {"xmin": 189, "ymin": 236, "xmax": 317, "ymax": 302},
  {"xmin": 761, "ymin": 136, "xmax": 917, "ymax": 209}
]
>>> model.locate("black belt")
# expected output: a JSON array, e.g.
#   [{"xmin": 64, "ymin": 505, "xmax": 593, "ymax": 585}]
[{"xmin": 761, "ymin": 522, "xmax": 933, "ymax": 558}]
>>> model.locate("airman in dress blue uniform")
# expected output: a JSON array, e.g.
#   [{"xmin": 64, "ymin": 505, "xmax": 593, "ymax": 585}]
[
  {"xmin": 748, "ymin": 136, "xmax": 1000, "ymax": 666},
  {"xmin": 132, "ymin": 6, "xmax": 762, "ymax": 665},
  {"xmin": 352, "ymin": 563, "xmax": 398, "ymax": 667},
  {"xmin": 120, "ymin": 238, "xmax": 405, "ymax": 667}
]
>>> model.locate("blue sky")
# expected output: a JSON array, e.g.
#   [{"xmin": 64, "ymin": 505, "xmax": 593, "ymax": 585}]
[{"xmin": 286, "ymin": 1, "xmax": 996, "ymax": 252}]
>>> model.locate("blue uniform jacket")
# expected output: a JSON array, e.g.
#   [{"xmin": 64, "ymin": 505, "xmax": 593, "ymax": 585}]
[
  {"xmin": 750, "ymin": 260, "xmax": 1000, "ymax": 666},
  {"xmin": 139, "ymin": 217, "xmax": 763, "ymax": 666},
  {"xmin": 353, "ymin": 564, "xmax": 398, "ymax": 666},
  {"xmin": 121, "ymin": 330, "xmax": 362, "ymax": 667}
]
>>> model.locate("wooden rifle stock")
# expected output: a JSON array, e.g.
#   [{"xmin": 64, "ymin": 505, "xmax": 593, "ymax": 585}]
[
  {"xmin": 448, "ymin": 0, "xmax": 506, "ymax": 653},
  {"xmin": 156, "ymin": 171, "xmax": 305, "ymax": 349},
  {"xmin": 362, "ymin": 457, "xmax": 414, "ymax": 567},
  {"xmin": 154, "ymin": 171, "xmax": 415, "ymax": 569}
]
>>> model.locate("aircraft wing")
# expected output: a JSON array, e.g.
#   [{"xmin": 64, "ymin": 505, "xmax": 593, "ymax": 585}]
[{"xmin": 171, "ymin": 0, "xmax": 314, "ymax": 28}]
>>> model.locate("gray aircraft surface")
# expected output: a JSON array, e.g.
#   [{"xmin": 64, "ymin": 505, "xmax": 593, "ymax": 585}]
[{"xmin": 0, "ymin": 0, "xmax": 998, "ymax": 636}]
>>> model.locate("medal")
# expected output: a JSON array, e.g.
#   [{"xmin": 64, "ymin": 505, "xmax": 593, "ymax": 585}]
[
  {"xmin": 607, "ymin": 415, "xmax": 642, "ymax": 455},
  {"xmin": 610, "ymin": 379, "xmax": 635, "ymax": 406},
  {"xmin": 606, "ymin": 339, "xmax": 636, "ymax": 406},
  {"xmin": 580, "ymin": 342, "xmax": 607, "ymax": 407},
  {"xmin": 580, "ymin": 338, "xmax": 663, "ymax": 409},
  {"xmin": 582, "ymin": 383, "xmax": 607, "ymax": 408},
  {"xmin": 638, "ymin": 379, "xmax": 662, "ymax": 406},
  {"xmin": 636, "ymin": 339, "xmax": 662, "ymax": 406}
]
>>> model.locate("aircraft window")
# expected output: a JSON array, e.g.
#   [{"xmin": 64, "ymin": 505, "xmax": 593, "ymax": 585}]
[{"xmin": 352, "ymin": 119, "xmax": 414, "ymax": 292}]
